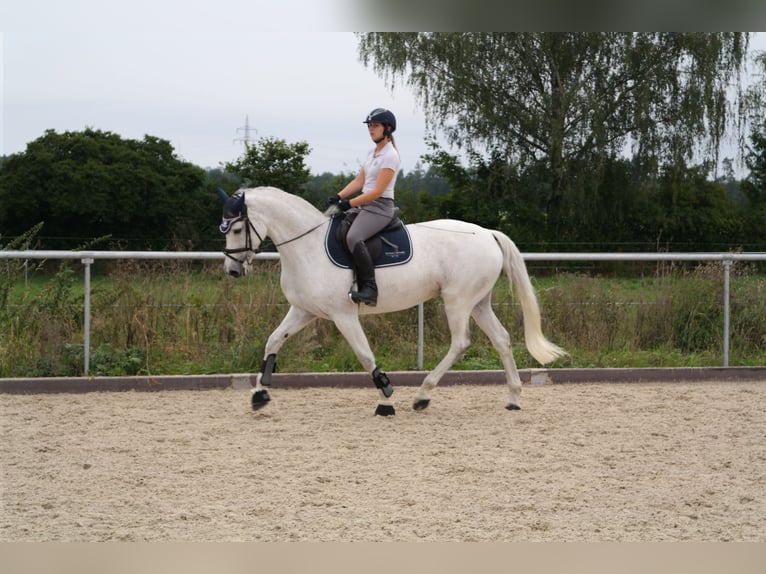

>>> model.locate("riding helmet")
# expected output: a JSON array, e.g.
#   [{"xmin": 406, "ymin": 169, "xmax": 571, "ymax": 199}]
[{"xmin": 363, "ymin": 108, "xmax": 397, "ymax": 136}]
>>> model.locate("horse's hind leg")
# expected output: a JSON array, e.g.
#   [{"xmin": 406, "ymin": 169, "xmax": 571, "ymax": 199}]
[
  {"xmin": 413, "ymin": 303, "xmax": 472, "ymax": 411},
  {"xmin": 471, "ymin": 294, "xmax": 522, "ymax": 410},
  {"xmin": 252, "ymin": 305, "xmax": 317, "ymax": 410}
]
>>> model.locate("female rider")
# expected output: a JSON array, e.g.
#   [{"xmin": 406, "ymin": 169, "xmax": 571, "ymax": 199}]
[{"xmin": 327, "ymin": 108, "xmax": 400, "ymax": 307}]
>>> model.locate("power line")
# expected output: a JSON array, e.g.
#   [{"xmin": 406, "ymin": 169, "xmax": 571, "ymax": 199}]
[{"xmin": 233, "ymin": 115, "xmax": 258, "ymax": 148}]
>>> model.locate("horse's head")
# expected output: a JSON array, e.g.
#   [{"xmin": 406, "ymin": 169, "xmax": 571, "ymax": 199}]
[{"xmin": 217, "ymin": 188, "xmax": 264, "ymax": 277}]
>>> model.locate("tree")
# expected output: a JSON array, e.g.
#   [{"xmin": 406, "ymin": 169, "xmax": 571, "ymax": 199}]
[
  {"xmin": 739, "ymin": 120, "xmax": 766, "ymax": 250},
  {"xmin": 358, "ymin": 33, "xmax": 750, "ymax": 210},
  {"xmin": 0, "ymin": 129, "xmax": 207, "ymax": 249},
  {"xmin": 225, "ymin": 136, "xmax": 312, "ymax": 195},
  {"xmin": 734, "ymin": 49, "xmax": 766, "ymax": 251},
  {"xmin": 393, "ymin": 162, "xmax": 451, "ymax": 223},
  {"xmin": 655, "ymin": 165, "xmax": 742, "ymax": 251}
]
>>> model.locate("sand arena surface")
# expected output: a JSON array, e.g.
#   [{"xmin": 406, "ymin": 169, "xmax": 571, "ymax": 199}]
[{"xmin": 2, "ymin": 381, "xmax": 765, "ymax": 541}]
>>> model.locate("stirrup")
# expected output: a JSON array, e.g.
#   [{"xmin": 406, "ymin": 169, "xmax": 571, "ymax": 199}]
[
  {"xmin": 349, "ymin": 277, "xmax": 377, "ymax": 306},
  {"xmin": 349, "ymin": 290, "xmax": 377, "ymax": 306}
]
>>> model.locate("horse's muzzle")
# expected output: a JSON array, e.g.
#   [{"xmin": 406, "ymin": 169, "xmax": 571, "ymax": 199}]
[{"xmin": 223, "ymin": 258, "xmax": 244, "ymax": 278}]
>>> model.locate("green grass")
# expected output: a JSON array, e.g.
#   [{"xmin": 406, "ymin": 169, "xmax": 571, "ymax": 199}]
[{"xmin": 1, "ymin": 258, "xmax": 764, "ymax": 377}]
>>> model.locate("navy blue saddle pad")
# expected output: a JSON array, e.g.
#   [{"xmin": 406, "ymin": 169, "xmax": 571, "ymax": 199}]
[{"xmin": 325, "ymin": 214, "xmax": 413, "ymax": 269}]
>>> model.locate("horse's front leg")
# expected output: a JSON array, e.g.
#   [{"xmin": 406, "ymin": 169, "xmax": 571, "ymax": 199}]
[
  {"xmin": 251, "ymin": 305, "xmax": 317, "ymax": 411},
  {"xmin": 333, "ymin": 314, "xmax": 395, "ymax": 416}
]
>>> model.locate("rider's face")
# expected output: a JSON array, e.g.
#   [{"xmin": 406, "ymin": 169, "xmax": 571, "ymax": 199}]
[{"xmin": 367, "ymin": 122, "xmax": 384, "ymax": 141}]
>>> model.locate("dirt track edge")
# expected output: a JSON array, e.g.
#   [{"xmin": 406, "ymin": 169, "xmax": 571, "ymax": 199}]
[{"xmin": 0, "ymin": 366, "xmax": 763, "ymax": 394}]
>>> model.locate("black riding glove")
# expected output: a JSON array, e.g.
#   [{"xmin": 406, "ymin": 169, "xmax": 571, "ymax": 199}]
[
  {"xmin": 326, "ymin": 195, "xmax": 341, "ymax": 208},
  {"xmin": 338, "ymin": 199, "xmax": 352, "ymax": 212}
]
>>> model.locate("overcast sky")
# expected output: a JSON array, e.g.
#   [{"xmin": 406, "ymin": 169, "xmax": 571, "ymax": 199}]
[
  {"xmin": 1, "ymin": 1, "xmax": 431, "ymax": 175},
  {"xmin": 1, "ymin": 4, "xmax": 765, "ymax": 176}
]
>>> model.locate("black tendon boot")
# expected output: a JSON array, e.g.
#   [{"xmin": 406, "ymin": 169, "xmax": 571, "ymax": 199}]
[{"xmin": 349, "ymin": 242, "xmax": 378, "ymax": 306}]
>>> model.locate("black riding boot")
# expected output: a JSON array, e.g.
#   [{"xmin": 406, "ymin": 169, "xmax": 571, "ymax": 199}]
[{"xmin": 349, "ymin": 242, "xmax": 378, "ymax": 306}]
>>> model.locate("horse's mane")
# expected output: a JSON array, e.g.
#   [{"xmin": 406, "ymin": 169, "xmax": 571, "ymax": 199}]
[{"xmin": 246, "ymin": 186, "xmax": 324, "ymax": 218}]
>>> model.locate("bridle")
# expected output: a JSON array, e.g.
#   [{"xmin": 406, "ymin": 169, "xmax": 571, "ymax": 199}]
[
  {"xmin": 220, "ymin": 202, "xmax": 264, "ymax": 263},
  {"xmin": 221, "ymin": 201, "xmax": 327, "ymax": 263}
]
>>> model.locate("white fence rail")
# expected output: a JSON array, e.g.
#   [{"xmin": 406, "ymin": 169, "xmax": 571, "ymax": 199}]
[{"xmin": 2, "ymin": 250, "xmax": 765, "ymax": 374}]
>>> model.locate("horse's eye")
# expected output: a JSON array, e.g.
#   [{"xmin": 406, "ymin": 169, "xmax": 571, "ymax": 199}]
[{"xmin": 233, "ymin": 227, "xmax": 242, "ymax": 235}]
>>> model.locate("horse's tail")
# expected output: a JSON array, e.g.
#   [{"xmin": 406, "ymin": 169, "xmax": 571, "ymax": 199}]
[{"xmin": 492, "ymin": 230, "xmax": 568, "ymax": 365}]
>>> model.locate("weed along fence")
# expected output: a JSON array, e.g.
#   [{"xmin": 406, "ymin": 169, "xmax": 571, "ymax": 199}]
[{"xmin": 2, "ymin": 250, "xmax": 765, "ymax": 375}]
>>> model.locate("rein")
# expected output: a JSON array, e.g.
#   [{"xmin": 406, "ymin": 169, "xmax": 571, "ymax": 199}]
[
  {"xmin": 273, "ymin": 220, "xmax": 327, "ymax": 248},
  {"xmin": 222, "ymin": 202, "xmax": 327, "ymax": 262}
]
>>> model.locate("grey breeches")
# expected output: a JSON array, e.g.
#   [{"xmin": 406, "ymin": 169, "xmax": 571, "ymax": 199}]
[{"xmin": 345, "ymin": 197, "xmax": 397, "ymax": 252}]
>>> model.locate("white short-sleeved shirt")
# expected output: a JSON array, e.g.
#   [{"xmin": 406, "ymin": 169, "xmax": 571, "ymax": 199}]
[{"xmin": 362, "ymin": 142, "xmax": 400, "ymax": 199}]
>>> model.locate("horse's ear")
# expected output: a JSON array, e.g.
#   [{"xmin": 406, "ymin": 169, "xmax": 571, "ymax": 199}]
[
  {"xmin": 216, "ymin": 187, "xmax": 229, "ymax": 203},
  {"xmin": 222, "ymin": 192, "xmax": 246, "ymax": 219}
]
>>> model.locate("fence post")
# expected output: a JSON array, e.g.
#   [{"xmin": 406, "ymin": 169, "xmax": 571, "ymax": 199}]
[
  {"xmin": 82, "ymin": 257, "xmax": 94, "ymax": 375},
  {"xmin": 418, "ymin": 303, "xmax": 424, "ymax": 370},
  {"xmin": 723, "ymin": 258, "xmax": 732, "ymax": 367}
]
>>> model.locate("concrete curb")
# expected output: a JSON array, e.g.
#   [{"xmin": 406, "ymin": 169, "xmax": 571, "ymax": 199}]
[{"xmin": 0, "ymin": 367, "xmax": 763, "ymax": 394}]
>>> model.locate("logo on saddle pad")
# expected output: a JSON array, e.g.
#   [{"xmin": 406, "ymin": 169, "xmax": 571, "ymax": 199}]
[{"xmin": 325, "ymin": 214, "xmax": 413, "ymax": 269}]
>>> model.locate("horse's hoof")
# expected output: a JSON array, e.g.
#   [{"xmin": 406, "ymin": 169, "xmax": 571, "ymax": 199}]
[
  {"xmin": 374, "ymin": 404, "xmax": 396, "ymax": 416},
  {"xmin": 413, "ymin": 399, "xmax": 430, "ymax": 411},
  {"xmin": 505, "ymin": 403, "xmax": 521, "ymax": 411},
  {"xmin": 251, "ymin": 389, "xmax": 271, "ymax": 411}
]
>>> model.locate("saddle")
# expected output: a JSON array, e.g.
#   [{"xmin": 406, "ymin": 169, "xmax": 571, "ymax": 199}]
[{"xmin": 325, "ymin": 210, "xmax": 413, "ymax": 269}]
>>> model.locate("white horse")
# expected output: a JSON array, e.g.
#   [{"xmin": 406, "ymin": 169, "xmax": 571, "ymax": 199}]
[{"xmin": 218, "ymin": 186, "xmax": 566, "ymax": 415}]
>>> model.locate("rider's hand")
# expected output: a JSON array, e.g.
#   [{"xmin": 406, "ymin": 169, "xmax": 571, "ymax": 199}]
[
  {"xmin": 338, "ymin": 199, "xmax": 352, "ymax": 212},
  {"xmin": 326, "ymin": 195, "xmax": 341, "ymax": 208}
]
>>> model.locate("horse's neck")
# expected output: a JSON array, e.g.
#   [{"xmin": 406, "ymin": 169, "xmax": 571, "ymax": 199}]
[{"xmin": 246, "ymin": 188, "xmax": 325, "ymax": 246}]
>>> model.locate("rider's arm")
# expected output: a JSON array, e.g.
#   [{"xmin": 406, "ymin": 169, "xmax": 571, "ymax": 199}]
[
  {"xmin": 338, "ymin": 169, "xmax": 365, "ymax": 199},
  {"xmin": 349, "ymin": 168, "xmax": 394, "ymax": 207}
]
